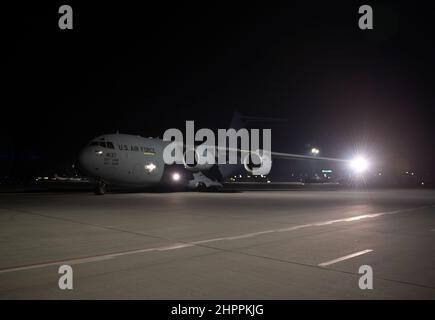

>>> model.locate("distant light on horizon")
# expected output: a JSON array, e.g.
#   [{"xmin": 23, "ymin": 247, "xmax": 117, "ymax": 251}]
[{"xmin": 311, "ymin": 148, "xmax": 320, "ymax": 155}]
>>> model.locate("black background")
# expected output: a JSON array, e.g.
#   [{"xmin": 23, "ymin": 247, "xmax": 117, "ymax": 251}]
[{"xmin": 1, "ymin": 300, "xmax": 433, "ymax": 319}]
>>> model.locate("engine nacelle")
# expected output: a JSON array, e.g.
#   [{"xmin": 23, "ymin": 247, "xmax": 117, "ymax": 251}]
[
  {"xmin": 242, "ymin": 150, "xmax": 272, "ymax": 176},
  {"xmin": 183, "ymin": 148, "xmax": 214, "ymax": 172}
]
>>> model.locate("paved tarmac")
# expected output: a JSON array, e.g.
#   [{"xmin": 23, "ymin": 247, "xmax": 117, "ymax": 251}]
[{"xmin": 0, "ymin": 189, "xmax": 434, "ymax": 299}]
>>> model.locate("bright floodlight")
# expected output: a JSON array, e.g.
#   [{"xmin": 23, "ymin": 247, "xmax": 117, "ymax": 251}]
[
  {"xmin": 350, "ymin": 156, "xmax": 369, "ymax": 174},
  {"xmin": 172, "ymin": 173, "xmax": 181, "ymax": 181},
  {"xmin": 311, "ymin": 148, "xmax": 320, "ymax": 155}
]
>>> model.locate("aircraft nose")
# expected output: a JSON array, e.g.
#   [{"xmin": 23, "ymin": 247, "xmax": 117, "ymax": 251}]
[{"xmin": 78, "ymin": 147, "xmax": 96, "ymax": 174}]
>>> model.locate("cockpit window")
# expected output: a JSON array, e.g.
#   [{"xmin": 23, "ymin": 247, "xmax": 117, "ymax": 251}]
[{"xmin": 88, "ymin": 141, "xmax": 114, "ymax": 149}]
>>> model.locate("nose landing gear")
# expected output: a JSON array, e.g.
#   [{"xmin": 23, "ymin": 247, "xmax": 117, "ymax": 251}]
[{"xmin": 94, "ymin": 181, "xmax": 107, "ymax": 195}]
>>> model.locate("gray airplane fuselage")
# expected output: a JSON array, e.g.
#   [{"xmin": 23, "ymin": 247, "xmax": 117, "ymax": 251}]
[{"xmin": 79, "ymin": 134, "xmax": 168, "ymax": 187}]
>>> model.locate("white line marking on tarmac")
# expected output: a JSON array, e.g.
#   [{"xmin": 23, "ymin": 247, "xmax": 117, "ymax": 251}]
[
  {"xmin": 0, "ymin": 256, "xmax": 114, "ymax": 274},
  {"xmin": 0, "ymin": 205, "xmax": 430, "ymax": 274},
  {"xmin": 0, "ymin": 244, "xmax": 196, "ymax": 274},
  {"xmin": 318, "ymin": 249, "xmax": 373, "ymax": 267}
]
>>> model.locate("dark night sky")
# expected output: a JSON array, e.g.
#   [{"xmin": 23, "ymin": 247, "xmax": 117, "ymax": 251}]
[{"xmin": 2, "ymin": 1, "xmax": 435, "ymax": 180}]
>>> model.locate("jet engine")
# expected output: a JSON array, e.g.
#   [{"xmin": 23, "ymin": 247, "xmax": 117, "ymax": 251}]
[
  {"xmin": 182, "ymin": 147, "xmax": 214, "ymax": 172},
  {"xmin": 242, "ymin": 150, "xmax": 272, "ymax": 176}
]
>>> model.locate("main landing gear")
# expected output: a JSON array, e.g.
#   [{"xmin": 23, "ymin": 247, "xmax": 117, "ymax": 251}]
[{"xmin": 188, "ymin": 172, "xmax": 223, "ymax": 192}]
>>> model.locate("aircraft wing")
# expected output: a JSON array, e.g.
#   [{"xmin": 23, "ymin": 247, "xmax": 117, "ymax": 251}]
[
  {"xmin": 270, "ymin": 151, "xmax": 349, "ymax": 163},
  {"xmin": 217, "ymin": 146, "xmax": 349, "ymax": 163},
  {"xmin": 213, "ymin": 146, "xmax": 350, "ymax": 178}
]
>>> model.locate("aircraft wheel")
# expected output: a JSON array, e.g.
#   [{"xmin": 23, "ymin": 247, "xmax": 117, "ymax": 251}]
[
  {"xmin": 207, "ymin": 185, "xmax": 222, "ymax": 192},
  {"xmin": 94, "ymin": 182, "xmax": 107, "ymax": 195},
  {"xmin": 196, "ymin": 182, "xmax": 207, "ymax": 192}
]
